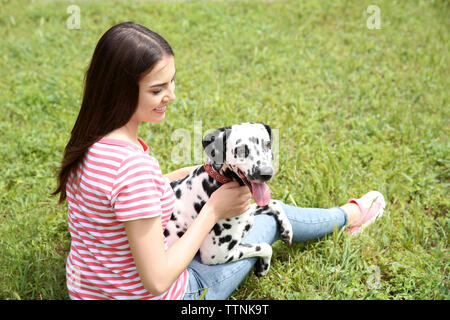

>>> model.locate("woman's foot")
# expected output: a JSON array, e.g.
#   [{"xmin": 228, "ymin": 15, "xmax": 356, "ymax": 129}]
[{"xmin": 340, "ymin": 191, "xmax": 386, "ymax": 235}]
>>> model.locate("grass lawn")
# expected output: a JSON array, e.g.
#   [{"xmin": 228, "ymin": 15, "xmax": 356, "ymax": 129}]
[{"xmin": 0, "ymin": 0, "xmax": 448, "ymax": 300}]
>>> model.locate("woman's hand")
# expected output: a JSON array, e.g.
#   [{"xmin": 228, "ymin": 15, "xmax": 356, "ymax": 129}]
[{"xmin": 206, "ymin": 181, "xmax": 252, "ymax": 221}]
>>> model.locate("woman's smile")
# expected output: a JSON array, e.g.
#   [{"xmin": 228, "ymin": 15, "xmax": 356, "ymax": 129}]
[{"xmin": 153, "ymin": 105, "xmax": 167, "ymax": 113}]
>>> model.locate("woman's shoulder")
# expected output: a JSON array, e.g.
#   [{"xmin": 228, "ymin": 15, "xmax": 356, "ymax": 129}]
[{"xmin": 90, "ymin": 137, "xmax": 159, "ymax": 168}]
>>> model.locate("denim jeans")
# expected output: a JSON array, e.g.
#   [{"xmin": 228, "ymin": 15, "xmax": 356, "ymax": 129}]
[{"xmin": 183, "ymin": 200, "xmax": 348, "ymax": 300}]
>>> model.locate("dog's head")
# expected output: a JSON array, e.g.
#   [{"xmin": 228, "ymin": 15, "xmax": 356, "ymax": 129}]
[{"xmin": 202, "ymin": 122, "xmax": 274, "ymax": 206}]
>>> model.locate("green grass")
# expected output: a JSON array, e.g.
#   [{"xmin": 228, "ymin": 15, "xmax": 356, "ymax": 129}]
[{"xmin": 0, "ymin": 0, "xmax": 448, "ymax": 300}]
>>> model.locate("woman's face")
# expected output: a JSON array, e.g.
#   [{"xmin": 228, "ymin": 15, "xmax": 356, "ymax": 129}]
[{"xmin": 132, "ymin": 55, "xmax": 176, "ymax": 124}]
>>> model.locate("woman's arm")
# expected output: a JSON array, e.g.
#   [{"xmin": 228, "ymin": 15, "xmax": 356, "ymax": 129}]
[
  {"xmin": 124, "ymin": 203, "xmax": 217, "ymax": 296},
  {"xmin": 163, "ymin": 165, "xmax": 201, "ymax": 182},
  {"xmin": 124, "ymin": 182, "xmax": 252, "ymax": 296}
]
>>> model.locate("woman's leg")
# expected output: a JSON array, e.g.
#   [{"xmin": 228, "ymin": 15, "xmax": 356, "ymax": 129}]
[
  {"xmin": 278, "ymin": 202, "xmax": 348, "ymax": 242},
  {"xmin": 183, "ymin": 213, "xmax": 279, "ymax": 300},
  {"xmin": 184, "ymin": 203, "xmax": 349, "ymax": 300}
]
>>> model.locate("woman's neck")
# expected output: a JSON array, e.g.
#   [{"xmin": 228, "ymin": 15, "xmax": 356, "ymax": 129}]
[{"xmin": 105, "ymin": 122, "xmax": 143, "ymax": 150}]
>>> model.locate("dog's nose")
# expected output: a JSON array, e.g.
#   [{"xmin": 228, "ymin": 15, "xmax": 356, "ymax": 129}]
[{"xmin": 254, "ymin": 166, "xmax": 273, "ymax": 182}]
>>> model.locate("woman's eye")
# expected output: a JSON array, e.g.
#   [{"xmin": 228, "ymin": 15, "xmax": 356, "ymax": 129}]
[{"xmin": 152, "ymin": 89, "xmax": 162, "ymax": 95}]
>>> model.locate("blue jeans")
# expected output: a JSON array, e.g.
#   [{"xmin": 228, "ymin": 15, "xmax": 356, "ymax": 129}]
[{"xmin": 183, "ymin": 200, "xmax": 348, "ymax": 300}]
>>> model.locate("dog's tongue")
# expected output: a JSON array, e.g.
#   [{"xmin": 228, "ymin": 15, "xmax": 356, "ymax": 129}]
[{"xmin": 250, "ymin": 181, "xmax": 271, "ymax": 206}]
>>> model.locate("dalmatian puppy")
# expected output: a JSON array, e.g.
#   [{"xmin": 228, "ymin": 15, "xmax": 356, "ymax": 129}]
[{"xmin": 164, "ymin": 122, "xmax": 292, "ymax": 277}]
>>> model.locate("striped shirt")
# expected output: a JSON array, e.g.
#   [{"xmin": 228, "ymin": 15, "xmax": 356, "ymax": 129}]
[{"xmin": 65, "ymin": 137, "xmax": 188, "ymax": 300}]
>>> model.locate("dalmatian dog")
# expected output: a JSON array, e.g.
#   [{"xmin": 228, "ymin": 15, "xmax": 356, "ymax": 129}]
[{"xmin": 164, "ymin": 122, "xmax": 292, "ymax": 277}]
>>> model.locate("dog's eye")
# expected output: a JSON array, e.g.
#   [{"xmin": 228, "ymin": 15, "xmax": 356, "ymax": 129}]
[
  {"xmin": 235, "ymin": 145, "xmax": 249, "ymax": 158},
  {"xmin": 265, "ymin": 141, "xmax": 271, "ymax": 149}
]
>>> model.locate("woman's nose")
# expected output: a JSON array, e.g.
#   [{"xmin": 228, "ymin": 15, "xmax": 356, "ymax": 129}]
[{"xmin": 164, "ymin": 87, "xmax": 176, "ymax": 103}]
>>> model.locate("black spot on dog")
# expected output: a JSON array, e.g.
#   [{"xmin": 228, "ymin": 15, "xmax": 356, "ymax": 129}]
[
  {"xmin": 228, "ymin": 240, "xmax": 237, "ymax": 250},
  {"xmin": 164, "ymin": 229, "xmax": 170, "ymax": 237},
  {"xmin": 211, "ymin": 255, "xmax": 215, "ymax": 259},
  {"xmin": 170, "ymin": 171, "xmax": 191, "ymax": 189},
  {"xmin": 196, "ymin": 165, "xmax": 206, "ymax": 175},
  {"xmin": 256, "ymin": 245, "xmax": 261, "ymax": 251},
  {"xmin": 169, "ymin": 180, "xmax": 181, "ymax": 189},
  {"xmin": 219, "ymin": 235, "xmax": 232, "ymax": 245},
  {"xmin": 255, "ymin": 205, "xmax": 269, "ymax": 215},
  {"xmin": 177, "ymin": 231, "xmax": 185, "ymax": 238},
  {"xmin": 223, "ymin": 223, "xmax": 232, "ymax": 229},
  {"xmin": 213, "ymin": 224, "xmax": 222, "ymax": 236},
  {"xmin": 242, "ymin": 145, "xmax": 248, "ymax": 158},
  {"xmin": 226, "ymin": 256, "xmax": 234, "ymax": 263},
  {"xmin": 202, "ymin": 178, "xmax": 216, "ymax": 198},
  {"xmin": 239, "ymin": 252, "xmax": 243, "ymax": 259},
  {"xmin": 175, "ymin": 189, "xmax": 182, "ymax": 199},
  {"xmin": 222, "ymin": 168, "xmax": 239, "ymax": 182},
  {"xmin": 170, "ymin": 214, "xmax": 177, "ymax": 221},
  {"xmin": 244, "ymin": 224, "xmax": 251, "ymax": 232},
  {"xmin": 194, "ymin": 200, "xmax": 206, "ymax": 214},
  {"xmin": 249, "ymin": 137, "xmax": 259, "ymax": 145}
]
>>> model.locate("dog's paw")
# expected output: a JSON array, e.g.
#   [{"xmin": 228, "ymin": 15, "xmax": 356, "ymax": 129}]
[
  {"xmin": 279, "ymin": 222, "xmax": 293, "ymax": 245},
  {"xmin": 253, "ymin": 243, "xmax": 272, "ymax": 277},
  {"xmin": 254, "ymin": 258, "xmax": 270, "ymax": 277},
  {"xmin": 270, "ymin": 200, "xmax": 293, "ymax": 245}
]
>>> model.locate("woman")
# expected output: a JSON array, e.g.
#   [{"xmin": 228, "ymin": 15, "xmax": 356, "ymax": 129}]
[{"xmin": 54, "ymin": 22, "xmax": 386, "ymax": 300}]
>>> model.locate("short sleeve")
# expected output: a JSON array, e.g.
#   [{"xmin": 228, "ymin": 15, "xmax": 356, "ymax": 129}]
[{"xmin": 111, "ymin": 154, "xmax": 165, "ymax": 222}]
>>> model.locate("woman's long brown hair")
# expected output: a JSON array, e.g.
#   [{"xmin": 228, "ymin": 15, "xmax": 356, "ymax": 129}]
[{"xmin": 53, "ymin": 22, "xmax": 174, "ymax": 203}]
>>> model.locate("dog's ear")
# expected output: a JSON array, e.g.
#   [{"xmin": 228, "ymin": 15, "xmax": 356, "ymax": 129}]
[
  {"xmin": 261, "ymin": 123, "xmax": 272, "ymax": 143},
  {"xmin": 202, "ymin": 126, "xmax": 231, "ymax": 166},
  {"xmin": 260, "ymin": 123, "xmax": 274, "ymax": 161}
]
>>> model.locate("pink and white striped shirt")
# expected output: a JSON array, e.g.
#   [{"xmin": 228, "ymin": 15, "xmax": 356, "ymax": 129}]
[{"xmin": 65, "ymin": 137, "xmax": 188, "ymax": 300}]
